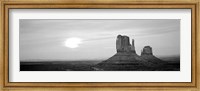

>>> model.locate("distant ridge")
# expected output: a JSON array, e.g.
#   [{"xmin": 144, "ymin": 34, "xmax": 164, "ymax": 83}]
[{"xmin": 94, "ymin": 35, "xmax": 166, "ymax": 71}]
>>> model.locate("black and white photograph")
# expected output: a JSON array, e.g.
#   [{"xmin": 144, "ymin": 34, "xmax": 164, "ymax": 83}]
[{"xmin": 20, "ymin": 19, "xmax": 180, "ymax": 71}]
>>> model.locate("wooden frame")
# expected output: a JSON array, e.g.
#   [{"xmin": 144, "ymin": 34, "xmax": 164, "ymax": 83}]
[{"xmin": 0, "ymin": 0, "xmax": 199, "ymax": 91}]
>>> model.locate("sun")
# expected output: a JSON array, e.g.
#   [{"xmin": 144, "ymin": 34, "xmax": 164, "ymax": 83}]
[{"xmin": 64, "ymin": 37, "xmax": 82, "ymax": 48}]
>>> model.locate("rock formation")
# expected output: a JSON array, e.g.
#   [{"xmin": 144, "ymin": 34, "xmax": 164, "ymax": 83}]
[
  {"xmin": 141, "ymin": 46, "xmax": 166, "ymax": 66},
  {"xmin": 116, "ymin": 35, "xmax": 135, "ymax": 53},
  {"xmin": 141, "ymin": 46, "xmax": 153, "ymax": 55},
  {"xmin": 94, "ymin": 35, "xmax": 165, "ymax": 71}
]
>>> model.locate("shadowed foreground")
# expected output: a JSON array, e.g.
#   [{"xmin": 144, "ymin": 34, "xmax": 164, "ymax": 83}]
[{"xmin": 20, "ymin": 57, "xmax": 180, "ymax": 71}]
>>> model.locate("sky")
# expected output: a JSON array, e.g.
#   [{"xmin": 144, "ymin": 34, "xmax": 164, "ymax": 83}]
[{"xmin": 20, "ymin": 19, "xmax": 180, "ymax": 61}]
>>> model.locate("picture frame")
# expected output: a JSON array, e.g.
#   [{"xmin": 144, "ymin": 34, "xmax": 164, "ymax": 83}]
[{"xmin": 0, "ymin": 0, "xmax": 199, "ymax": 91}]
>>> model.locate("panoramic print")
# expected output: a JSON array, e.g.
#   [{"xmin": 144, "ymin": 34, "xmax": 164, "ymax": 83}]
[{"xmin": 20, "ymin": 19, "xmax": 180, "ymax": 71}]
